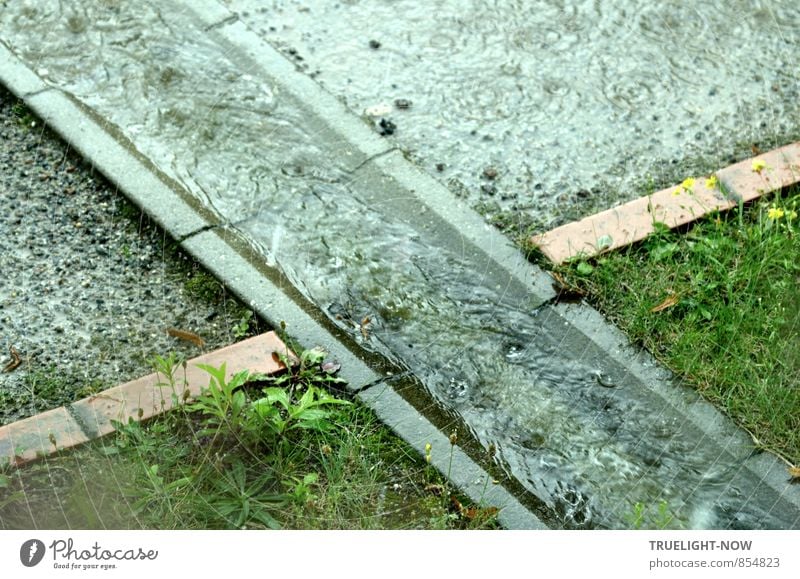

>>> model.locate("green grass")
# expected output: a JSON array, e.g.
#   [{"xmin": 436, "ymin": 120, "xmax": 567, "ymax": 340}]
[
  {"xmin": 547, "ymin": 186, "xmax": 800, "ymax": 466},
  {"xmin": 0, "ymin": 352, "xmax": 496, "ymax": 530},
  {"xmin": 10, "ymin": 99, "xmax": 37, "ymax": 130}
]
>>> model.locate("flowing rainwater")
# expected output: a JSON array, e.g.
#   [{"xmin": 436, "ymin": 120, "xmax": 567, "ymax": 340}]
[{"xmin": 2, "ymin": 0, "xmax": 798, "ymax": 528}]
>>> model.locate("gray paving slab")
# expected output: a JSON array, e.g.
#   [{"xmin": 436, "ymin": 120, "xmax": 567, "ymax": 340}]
[
  {"xmin": 223, "ymin": 0, "xmax": 800, "ymax": 235},
  {"xmin": 181, "ymin": 0, "xmax": 394, "ymax": 174}
]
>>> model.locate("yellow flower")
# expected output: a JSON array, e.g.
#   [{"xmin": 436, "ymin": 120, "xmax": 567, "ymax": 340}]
[
  {"xmin": 767, "ymin": 206, "xmax": 785, "ymax": 220},
  {"xmin": 752, "ymin": 159, "xmax": 767, "ymax": 173},
  {"xmin": 673, "ymin": 177, "xmax": 695, "ymax": 196},
  {"xmin": 787, "ymin": 209, "xmax": 798, "ymax": 221},
  {"xmin": 705, "ymin": 175, "xmax": 718, "ymax": 189},
  {"xmin": 424, "ymin": 442, "xmax": 432, "ymax": 463}
]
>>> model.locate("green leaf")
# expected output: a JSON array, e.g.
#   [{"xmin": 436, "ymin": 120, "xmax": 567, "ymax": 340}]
[
  {"xmin": 596, "ymin": 234, "xmax": 613, "ymax": 250},
  {"xmin": 252, "ymin": 509, "xmax": 282, "ymax": 530},
  {"xmin": 651, "ymin": 221, "xmax": 671, "ymax": 236},
  {"xmin": 294, "ymin": 408, "xmax": 330, "ymax": 422},
  {"xmin": 261, "ymin": 388, "xmax": 289, "ymax": 410},
  {"xmin": 232, "ymin": 390, "xmax": 246, "ymax": 409},
  {"xmin": 297, "ymin": 388, "xmax": 315, "ymax": 410},
  {"xmin": 165, "ymin": 476, "xmax": 193, "ymax": 492},
  {"xmin": 227, "ymin": 370, "xmax": 252, "ymax": 391},
  {"xmin": 300, "ymin": 347, "xmax": 326, "ymax": 366},
  {"xmin": 99, "ymin": 446, "xmax": 120, "ymax": 457},
  {"xmin": 576, "ymin": 262, "xmax": 594, "ymax": 276},
  {"xmin": 197, "ymin": 362, "xmax": 227, "ymax": 385},
  {"xmin": 649, "ymin": 242, "xmax": 679, "ymax": 262}
]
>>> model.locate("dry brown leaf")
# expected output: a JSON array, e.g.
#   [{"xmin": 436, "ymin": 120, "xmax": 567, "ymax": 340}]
[
  {"xmin": 2, "ymin": 345, "xmax": 21, "ymax": 373},
  {"xmin": 789, "ymin": 466, "xmax": 800, "ymax": 481},
  {"xmin": 424, "ymin": 483, "xmax": 444, "ymax": 496},
  {"xmin": 166, "ymin": 328, "xmax": 205, "ymax": 348},
  {"xmin": 650, "ymin": 293, "xmax": 680, "ymax": 313},
  {"xmin": 550, "ymin": 272, "xmax": 586, "ymax": 303},
  {"xmin": 359, "ymin": 316, "xmax": 371, "ymax": 339}
]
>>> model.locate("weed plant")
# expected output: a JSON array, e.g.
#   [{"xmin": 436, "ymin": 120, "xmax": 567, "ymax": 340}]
[{"xmin": 0, "ymin": 348, "xmax": 492, "ymax": 529}]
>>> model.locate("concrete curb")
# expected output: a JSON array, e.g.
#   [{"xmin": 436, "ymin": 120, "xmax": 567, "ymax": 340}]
[
  {"xmin": 532, "ymin": 142, "xmax": 800, "ymax": 263},
  {"xmin": 0, "ymin": 42, "xmax": 219, "ymax": 241},
  {"xmin": 359, "ymin": 383, "xmax": 548, "ymax": 529},
  {"xmin": 552, "ymin": 302, "xmax": 800, "ymax": 512},
  {"xmin": 0, "ymin": 333, "xmax": 290, "ymax": 467}
]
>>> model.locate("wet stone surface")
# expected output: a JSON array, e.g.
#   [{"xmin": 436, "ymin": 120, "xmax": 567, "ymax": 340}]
[
  {"xmin": 229, "ymin": 0, "xmax": 800, "ymax": 233},
  {"xmin": 0, "ymin": 88, "xmax": 262, "ymax": 425}
]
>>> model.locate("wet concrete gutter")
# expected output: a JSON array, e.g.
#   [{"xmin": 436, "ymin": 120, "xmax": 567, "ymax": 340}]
[
  {"xmin": 0, "ymin": 38, "xmax": 544, "ymax": 528},
  {"xmin": 1, "ymin": 1, "xmax": 798, "ymax": 528}
]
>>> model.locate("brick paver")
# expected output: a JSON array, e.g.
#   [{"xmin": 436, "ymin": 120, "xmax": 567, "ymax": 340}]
[
  {"xmin": 531, "ymin": 142, "xmax": 800, "ymax": 264},
  {"xmin": 0, "ymin": 332, "xmax": 293, "ymax": 466}
]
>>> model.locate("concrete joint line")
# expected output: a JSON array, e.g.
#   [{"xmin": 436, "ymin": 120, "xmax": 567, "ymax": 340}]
[
  {"xmin": 175, "ymin": 0, "xmax": 394, "ymax": 174},
  {"xmin": 175, "ymin": 1, "xmax": 557, "ymax": 313},
  {"xmin": 0, "ymin": 39, "xmax": 221, "ymax": 240},
  {"xmin": 0, "ymin": 85, "xmax": 218, "ymax": 241},
  {"xmin": 18, "ymin": 86, "xmax": 53, "ymax": 99},
  {"xmin": 175, "ymin": 222, "xmax": 221, "ymax": 244},
  {"xmin": 63, "ymin": 404, "xmax": 96, "ymax": 442},
  {"xmin": 2, "ymin": 0, "xmax": 792, "ymax": 525},
  {"xmin": 0, "ymin": 334, "xmax": 291, "ymax": 467},
  {"xmin": 349, "ymin": 146, "xmax": 401, "ymax": 175},
  {"xmin": 349, "ymin": 149, "xmax": 557, "ymax": 307}
]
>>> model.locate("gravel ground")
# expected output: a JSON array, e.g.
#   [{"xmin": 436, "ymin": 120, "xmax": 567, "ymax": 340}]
[{"xmin": 0, "ymin": 86, "xmax": 264, "ymax": 426}]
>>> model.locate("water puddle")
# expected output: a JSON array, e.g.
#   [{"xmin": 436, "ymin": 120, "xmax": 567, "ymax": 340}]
[
  {"xmin": 1, "ymin": 1, "xmax": 797, "ymax": 528},
  {"xmin": 227, "ymin": 0, "xmax": 800, "ymax": 229}
]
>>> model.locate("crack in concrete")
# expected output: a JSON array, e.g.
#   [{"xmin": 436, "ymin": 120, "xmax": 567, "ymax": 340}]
[
  {"xmin": 203, "ymin": 13, "xmax": 240, "ymax": 32},
  {"xmin": 348, "ymin": 146, "xmax": 400, "ymax": 175}
]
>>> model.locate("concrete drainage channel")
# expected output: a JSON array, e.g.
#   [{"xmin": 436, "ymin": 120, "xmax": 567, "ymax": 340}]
[{"xmin": 1, "ymin": 1, "xmax": 798, "ymax": 529}]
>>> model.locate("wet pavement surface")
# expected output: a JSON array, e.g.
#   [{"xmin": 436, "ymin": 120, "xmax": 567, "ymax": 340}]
[
  {"xmin": 230, "ymin": 0, "xmax": 800, "ymax": 232},
  {"xmin": 1, "ymin": 1, "xmax": 798, "ymax": 528},
  {"xmin": 0, "ymin": 86, "xmax": 263, "ymax": 426}
]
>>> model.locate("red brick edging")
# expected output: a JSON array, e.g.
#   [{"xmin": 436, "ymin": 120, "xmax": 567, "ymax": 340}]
[
  {"xmin": 531, "ymin": 142, "xmax": 800, "ymax": 264},
  {"xmin": 0, "ymin": 332, "xmax": 292, "ymax": 467}
]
